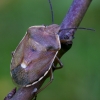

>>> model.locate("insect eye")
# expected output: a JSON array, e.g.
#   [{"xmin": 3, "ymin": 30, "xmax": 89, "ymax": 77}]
[{"xmin": 64, "ymin": 35, "xmax": 69, "ymax": 39}]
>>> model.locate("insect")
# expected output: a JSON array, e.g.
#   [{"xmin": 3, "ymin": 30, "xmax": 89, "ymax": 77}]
[
  {"xmin": 10, "ymin": 24, "xmax": 62, "ymax": 87},
  {"xmin": 4, "ymin": 88, "xmax": 16, "ymax": 100},
  {"xmin": 10, "ymin": 2, "xmax": 65, "ymax": 98},
  {"xmin": 10, "ymin": 25, "xmax": 94, "ymax": 87}
]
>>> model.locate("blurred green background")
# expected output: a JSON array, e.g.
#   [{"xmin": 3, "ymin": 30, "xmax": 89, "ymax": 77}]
[{"xmin": 0, "ymin": 0, "xmax": 100, "ymax": 100}]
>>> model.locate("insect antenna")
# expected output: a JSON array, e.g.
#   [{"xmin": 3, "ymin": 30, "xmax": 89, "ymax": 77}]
[
  {"xmin": 48, "ymin": 0, "xmax": 54, "ymax": 24},
  {"xmin": 59, "ymin": 27, "xmax": 95, "ymax": 32}
]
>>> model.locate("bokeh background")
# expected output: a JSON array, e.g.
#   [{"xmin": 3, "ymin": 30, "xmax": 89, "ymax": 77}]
[{"xmin": 0, "ymin": 0, "xmax": 100, "ymax": 100}]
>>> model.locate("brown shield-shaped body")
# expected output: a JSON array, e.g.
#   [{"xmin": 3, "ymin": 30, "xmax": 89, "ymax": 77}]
[{"xmin": 10, "ymin": 24, "xmax": 61, "ymax": 87}]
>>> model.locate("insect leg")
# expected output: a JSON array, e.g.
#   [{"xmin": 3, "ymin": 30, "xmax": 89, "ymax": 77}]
[
  {"xmin": 33, "ymin": 95, "xmax": 37, "ymax": 100},
  {"xmin": 31, "ymin": 88, "xmax": 38, "ymax": 100},
  {"xmin": 53, "ymin": 56, "xmax": 63, "ymax": 70},
  {"xmin": 37, "ymin": 68, "xmax": 53, "ymax": 94}
]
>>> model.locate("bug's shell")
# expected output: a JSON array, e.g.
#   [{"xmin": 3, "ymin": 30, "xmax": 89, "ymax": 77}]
[{"xmin": 10, "ymin": 24, "xmax": 61, "ymax": 87}]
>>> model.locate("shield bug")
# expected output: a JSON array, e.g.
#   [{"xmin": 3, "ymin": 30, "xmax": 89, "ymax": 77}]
[{"xmin": 10, "ymin": 24, "xmax": 61, "ymax": 87}]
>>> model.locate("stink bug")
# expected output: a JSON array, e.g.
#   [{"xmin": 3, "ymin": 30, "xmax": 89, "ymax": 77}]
[{"xmin": 10, "ymin": 24, "xmax": 61, "ymax": 87}]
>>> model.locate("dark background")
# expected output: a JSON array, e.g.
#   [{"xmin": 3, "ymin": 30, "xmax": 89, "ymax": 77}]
[{"xmin": 0, "ymin": 0, "xmax": 100, "ymax": 100}]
